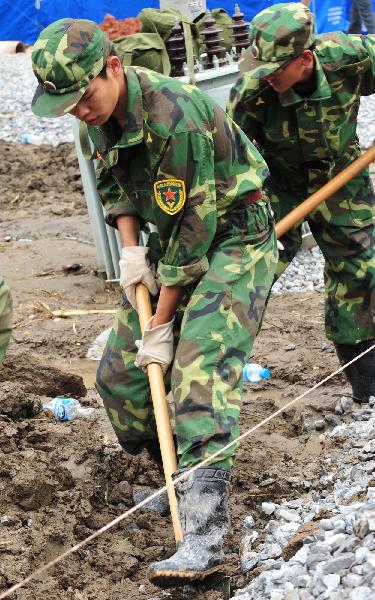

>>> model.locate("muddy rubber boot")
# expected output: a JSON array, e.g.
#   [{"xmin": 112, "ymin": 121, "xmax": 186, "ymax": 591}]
[
  {"xmin": 148, "ymin": 467, "xmax": 231, "ymax": 588},
  {"xmin": 334, "ymin": 339, "xmax": 375, "ymax": 403}
]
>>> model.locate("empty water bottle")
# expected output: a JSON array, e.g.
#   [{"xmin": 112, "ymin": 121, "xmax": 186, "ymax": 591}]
[
  {"xmin": 243, "ymin": 362, "xmax": 271, "ymax": 383},
  {"xmin": 42, "ymin": 397, "xmax": 95, "ymax": 421},
  {"xmin": 20, "ymin": 133, "xmax": 45, "ymax": 145}
]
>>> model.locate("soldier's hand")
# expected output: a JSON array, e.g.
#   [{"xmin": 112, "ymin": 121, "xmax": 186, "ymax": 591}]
[
  {"xmin": 119, "ymin": 246, "xmax": 160, "ymax": 311},
  {"xmin": 134, "ymin": 316, "xmax": 174, "ymax": 374}
]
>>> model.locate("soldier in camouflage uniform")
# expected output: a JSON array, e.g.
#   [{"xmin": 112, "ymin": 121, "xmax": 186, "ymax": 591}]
[
  {"xmin": 0, "ymin": 276, "xmax": 12, "ymax": 366},
  {"xmin": 228, "ymin": 2, "xmax": 375, "ymax": 403},
  {"xmin": 31, "ymin": 19, "xmax": 278, "ymax": 586}
]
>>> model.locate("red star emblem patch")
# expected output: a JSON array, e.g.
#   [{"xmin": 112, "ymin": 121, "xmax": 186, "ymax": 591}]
[{"xmin": 154, "ymin": 179, "xmax": 186, "ymax": 215}]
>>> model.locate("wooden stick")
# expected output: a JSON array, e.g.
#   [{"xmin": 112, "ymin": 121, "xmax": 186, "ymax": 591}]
[
  {"xmin": 275, "ymin": 145, "xmax": 375, "ymax": 238},
  {"xmin": 135, "ymin": 283, "xmax": 183, "ymax": 543},
  {"xmin": 51, "ymin": 309, "xmax": 117, "ymax": 317}
]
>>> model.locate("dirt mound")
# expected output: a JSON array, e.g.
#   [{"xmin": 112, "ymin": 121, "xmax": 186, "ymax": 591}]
[
  {"xmin": 0, "ymin": 141, "xmax": 84, "ymax": 218},
  {"xmin": 1, "ymin": 353, "xmax": 86, "ymax": 404}
]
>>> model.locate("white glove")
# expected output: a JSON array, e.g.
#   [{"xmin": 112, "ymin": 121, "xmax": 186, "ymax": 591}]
[
  {"xmin": 134, "ymin": 317, "xmax": 175, "ymax": 374},
  {"xmin": 119, "ymin": 246, "xmax": 160, "ymax": 311}
]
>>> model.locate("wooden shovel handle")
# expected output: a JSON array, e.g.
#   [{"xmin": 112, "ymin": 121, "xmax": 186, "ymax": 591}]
[
  {"xmin": 135, "ymin": 283, "xmax": 183, "ymax": 543},
  {"xmin": 275, "ymin": 145, "xmax": 375, "ymax": 238}
]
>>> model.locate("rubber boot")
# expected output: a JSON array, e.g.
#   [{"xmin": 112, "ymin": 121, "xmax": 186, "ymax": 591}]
[
  {"xmin": 334, "ymin": 339, "xmax": 375, "ymax": 403},
  {"xmin": 148, "ymin": 467, "xmax": 231, "ymax": 588}
]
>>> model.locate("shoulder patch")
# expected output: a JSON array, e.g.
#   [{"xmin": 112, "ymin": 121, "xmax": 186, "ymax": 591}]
[{"xmin": 154, "ymin": 179, "xmax": 186, "ymax": 215}]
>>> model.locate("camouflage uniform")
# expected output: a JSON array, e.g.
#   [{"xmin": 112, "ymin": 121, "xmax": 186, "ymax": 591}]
[
  {"xmin": 30, "ymin": 18, "xmax": 278, "ymax": 470},
  {"xmin": 91, "ymin": 67, "xmax": 278, "ymax": 470},
  {"xmin": 30, "ymin": 18, "xmax": 278, "ymax": 585},
  {"xmin": 228, "ymin": 3, "xmax": 375, "ymax": 346},
  {"xmin": 0, "ymin": 276, "xmax": 12, "ymax": 365}
]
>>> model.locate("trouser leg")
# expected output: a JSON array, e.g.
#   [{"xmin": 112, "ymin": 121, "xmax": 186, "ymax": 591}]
[
  {"xmin": 353, "ymin": 0, "xmax": 375, "ymax": 33},
  {"xmin": 348, "ymin": 1, "xmax": 363, "ymax": 33},
  {"xmin": 308, "ymin": 171, "xmax": 375, "ymax": 345},
  {"xmin": 96, "ymin": 298, "xmax": 162, "ymax": 454},
  {"xmin": 308, "ymin": 172, "xmax": 375, "ymax": 400},
  {"xmin": 172, "ymin": 201, "xmax": 278, "ymax": 471}
]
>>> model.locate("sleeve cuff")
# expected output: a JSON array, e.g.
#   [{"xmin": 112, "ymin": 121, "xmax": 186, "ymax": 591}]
[
  {"xmin": 105, "ymin": 203, "xmax": 141, "ymax": 228},
  {"xmin": 157, "ymin": 257, "xmax": 209, "ymax": 286}
]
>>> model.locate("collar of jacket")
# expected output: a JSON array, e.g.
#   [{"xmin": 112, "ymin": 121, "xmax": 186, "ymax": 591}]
[
  {"xmin": 95, "ymin": 67, "xmax": 145, "ymax": 153},
  {"xmin": 279, "ymin": 52, "xmax": 332, "ymax": 107}
]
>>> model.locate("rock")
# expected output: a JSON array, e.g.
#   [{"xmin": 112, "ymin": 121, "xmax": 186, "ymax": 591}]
[
  {"xmin": 322, "ymin": 553, "xmax": 355, "ymax": 574},
  {"xmin": 330, "ymin": 424, "xmax": 348, "ymax": 438},
  {"xmin": 320, "ymin": 519, "xmax": 334, "ymax": 531},
  {"xmin": 314, "ymin": 420, "xmax": 325, "ymax": 431},
  {"xmin": 241, "ymin": 551, "xmax": 260, "ymax": 572},
  {"xmin": 262, "ymin": 502, "xmax": 277, "ymax": 515},
  {"xmin": 355, "ymin": 547, "xmax": 369, "ymax": 563},
  {"xmin": 244, "ymin": 515, "xmax": 255, "ymax": 528},
  {"xmin": 326, "ymin": 414, "xmax": 341, "ymax": 427},
  {"xmin": 342, "ymin": 573, "xmax": 364, "ymax": 587},
  {"xmin": 351, "ymin": 587, "xmax": 373, "ymax": 600},
  {"xmin": 259, "ymin": 543, "xmax": 282, "ymax": 560},
  {"xmin": 322, "ymin": 573, "xmax": 340, "ymax": 591},
  {"xmin": 340, "ymin": 396, "xmax": 353, "ymax": 413},
  {"xmin": 353, "ymin": 517, "xmax": 370, "ymax": 538},
  {"xmin": 334, "ymin": 401, "xmax": 344, "ymax": 415},
  {"xmin": 277, "ymin": 508, "xmax": 302, "ymax": 523},
  {"xmin": 285, "ymin": 343, "xmax": 296, "ymax": 351}
]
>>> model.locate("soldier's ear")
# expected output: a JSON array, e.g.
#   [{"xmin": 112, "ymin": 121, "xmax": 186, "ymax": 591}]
[
  {"xmin": 301, "ymin": 49, "xmax": 314, "ymax": 68},
  {"xmin": 107, "ymin": 55, "xmax": 122, "ymax": 76}
]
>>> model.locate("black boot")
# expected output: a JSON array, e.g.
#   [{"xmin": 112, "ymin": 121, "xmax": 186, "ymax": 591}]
[
  {"xmin": 148, "ymin": 467, "xmax": 231, "ymax": 588},
  {"xmin": 334, "ymin": 339, "xmax": 375, "ymax": 403}
]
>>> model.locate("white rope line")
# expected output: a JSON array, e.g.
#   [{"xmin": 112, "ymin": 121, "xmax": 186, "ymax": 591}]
[{"xmin": 0, "ymin": 343, "xmax": 374, "ymax": 599}]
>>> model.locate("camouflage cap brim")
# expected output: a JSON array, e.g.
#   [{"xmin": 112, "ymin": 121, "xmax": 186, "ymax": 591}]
[
  {"xmin": 238, "ymin": 49, "xmax": 283, "ymax": 78},
  {"xmin": 31, "ymin": 82, "xmax": 85, "ymax": 118}
]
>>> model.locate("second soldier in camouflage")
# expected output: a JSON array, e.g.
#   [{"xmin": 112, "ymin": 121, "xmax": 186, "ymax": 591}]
[
  {"xmin": 228, "ymin": 1, "xmax": 375, "ymax": 404},
  {"xmin": 31, "ymin": 18, "xmax": 278, "ymax": 586}
]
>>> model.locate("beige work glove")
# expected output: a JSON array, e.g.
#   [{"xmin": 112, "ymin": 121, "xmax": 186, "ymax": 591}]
[
  {"xmin": 119, "ymin": 246, "xmax": 160, "ymax": 311},
  {"xmin": 134, "ymin": 317, "xmax": 175, "ymax": 374}
]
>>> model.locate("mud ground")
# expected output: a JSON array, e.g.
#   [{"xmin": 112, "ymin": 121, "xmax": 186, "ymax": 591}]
[{"xmin": 0, "ymin": 141, "xmax": 352, "ymax": 599}]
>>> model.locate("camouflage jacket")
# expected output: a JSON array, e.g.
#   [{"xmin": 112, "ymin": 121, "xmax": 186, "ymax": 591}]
[
  {"xmin": 87, "ymin": 67, "xmax": 269, "ymax": 287},
  {"xmin": 227, "ymin": 32, "xmax": 375, "ymax": 195},
  {"xmin": 0, "ymin": 276, "xmax": 12, "ymax": 365}
]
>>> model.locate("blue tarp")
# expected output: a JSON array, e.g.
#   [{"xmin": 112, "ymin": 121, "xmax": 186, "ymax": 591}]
[{"xmin": 0, "ymin": 0, "xmax": 370, "ymax": 45}]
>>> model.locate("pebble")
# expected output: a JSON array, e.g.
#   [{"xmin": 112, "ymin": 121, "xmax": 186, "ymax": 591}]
[
  {"xmin": 262, "ymin": 502, "xmax": 277, "ymax": 516},
  {"xmin": 234, "ymin": 406, "xmax": 375, "ymax": 599}
]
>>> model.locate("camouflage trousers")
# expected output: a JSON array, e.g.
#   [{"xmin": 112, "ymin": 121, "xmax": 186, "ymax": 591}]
[
  {"xmin": 268, "ymin": 168, "xmax": 375, "ymax": 344},
  {"xmin": 0, "ymin": 276, "xmax": 13, "ymax": 366},
  {"xmin": 96, "ymin": 202, "xmax": 278, "ymax": 470}
]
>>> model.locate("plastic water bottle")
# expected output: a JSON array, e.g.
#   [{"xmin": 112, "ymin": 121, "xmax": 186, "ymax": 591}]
[
  {"xmin": 42, "ymin": 397, "xmax": 95, "ymax": 421},
  {"xmin": 20, "ymin": 133, "xmax": 44, "ymax": 145},
  {"xmin": 243, "ymin": 363, "xmax": 271, "ymax": 383}
]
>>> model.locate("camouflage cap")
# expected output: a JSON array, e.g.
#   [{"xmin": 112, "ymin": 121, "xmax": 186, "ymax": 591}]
[
  {"xmin": 238, "ymin": 2, "xmax": 316, "ymax": 78},
  {"xmin": 31, "ymin": 18, "xmax": 112, "ymax": 118}
]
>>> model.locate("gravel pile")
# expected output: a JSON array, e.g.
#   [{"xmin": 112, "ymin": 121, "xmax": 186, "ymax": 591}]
[
  {"xmin": 0, "ymin": 53, "xmax": 74, "ymax": 145},
  {"xmin": 232, "ymin": 397, "xmax": 375, "ymax": 600},
  {"xmin": 272, "ymin": 247, "xmax": 325, "ymax": 295}
]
